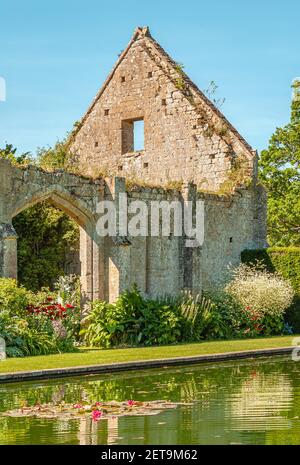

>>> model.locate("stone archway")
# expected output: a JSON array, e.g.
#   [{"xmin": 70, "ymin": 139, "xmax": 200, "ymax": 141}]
[{"xmin": 0, "ymin": 159, "xmax": 106, "ymax": 302}]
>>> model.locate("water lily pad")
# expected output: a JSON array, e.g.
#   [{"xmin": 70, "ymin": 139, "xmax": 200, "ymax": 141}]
[{"xmin": 1, "ymin": 400, "xmax": 181, "ymax": 422}]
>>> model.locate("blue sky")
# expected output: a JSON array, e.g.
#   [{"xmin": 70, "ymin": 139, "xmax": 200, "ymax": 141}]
[{"xmin": 0, "ymin": 0, "xmax": 299, "ymax": 155}]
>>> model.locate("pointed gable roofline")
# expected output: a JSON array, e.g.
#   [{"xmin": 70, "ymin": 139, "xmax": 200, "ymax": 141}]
[{"xmin": 69, "ymin": 26, "xmax": 255, "ymax": 160}]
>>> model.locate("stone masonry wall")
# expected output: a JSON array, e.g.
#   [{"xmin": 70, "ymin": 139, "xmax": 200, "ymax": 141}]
[
  {"xmin": 0, "ymin": 157, "xmax": 267, "ymax": 303},
  {"xmin": 70, "ymin": 31, "xmax": 256, "ymax": 191},
  {"xmin": 200, "ymin": 186, "xmax": 267, "ymax": 290}
]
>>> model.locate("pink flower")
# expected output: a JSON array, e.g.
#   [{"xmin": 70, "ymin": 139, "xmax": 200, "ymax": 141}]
[
  {"xmin": 94, "ymin": 402, "xmax": 102, "ymax": 407},
  {"xmin": 92, "ymin": 410, "xmax": 102, "ymax": 422},
  {"xmin": 127, "ymin": 400, "xmax": 135, "ymax": 407},
  {"xmin": 73, "ymin": 403, "xmax": 83, "ymax": 409}
]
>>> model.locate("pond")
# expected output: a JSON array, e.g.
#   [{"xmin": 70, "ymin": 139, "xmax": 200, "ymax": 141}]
[{"xmin": 0, "ymin": 355, "xmax": 300, "ymax": 445}]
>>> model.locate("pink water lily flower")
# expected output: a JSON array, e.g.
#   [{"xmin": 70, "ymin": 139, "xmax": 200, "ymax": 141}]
[
  {"xmin": 92, "ymin": 410, "xmax": 102, "ymax": 422},
  {"xmin": 73, "ymin": 403, "xmax": 83, "ymax": 409},
  {"xmin": 94, "ymin": 402, "xmax": 102, "ymax": 407},
  {"xmin": 127, "ymin": 400, "xmax": 135, "ymax": 407}
]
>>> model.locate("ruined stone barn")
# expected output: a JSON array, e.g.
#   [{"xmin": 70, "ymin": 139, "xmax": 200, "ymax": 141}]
[{"xmin": 0, "ymin": 27, "xmax": 266, "ymax": 302}]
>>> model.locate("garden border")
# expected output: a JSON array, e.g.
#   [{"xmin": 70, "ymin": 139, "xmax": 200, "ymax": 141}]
[{"xmin": 0, "ymin": 346, "xmax": 295, "ymax": 383}]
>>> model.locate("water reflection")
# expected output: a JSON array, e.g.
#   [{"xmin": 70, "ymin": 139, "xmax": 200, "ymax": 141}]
[
  {"xmin": 0, "ymin": 355, "xmax": 300, "ymax": 445},
  {"xmin": 228, "ymin": 371, "xmax": 293, "ymax": 431}
]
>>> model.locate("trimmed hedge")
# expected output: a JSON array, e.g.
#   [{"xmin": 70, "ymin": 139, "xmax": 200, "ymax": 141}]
[
  {"xmin": 241, "ymin": 247, "xmax": 300, "ymax": 331},
  {"xmin": 241, "ymin": 247, "xmax": 300, "ymax": 295}
]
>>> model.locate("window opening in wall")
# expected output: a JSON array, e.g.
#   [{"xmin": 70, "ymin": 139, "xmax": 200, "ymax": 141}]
[
  {"xmin": 122, "ymin": 118, "xmax": 144, "ymax": 153},
  {"xmin": 134, "ymin": 120, "xmax": 144, "ymax": 151}
]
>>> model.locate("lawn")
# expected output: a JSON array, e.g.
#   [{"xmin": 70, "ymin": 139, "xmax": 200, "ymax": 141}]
[{"xmin": 0, "ymin": 334, "xmax": 297, "ymax": 374}]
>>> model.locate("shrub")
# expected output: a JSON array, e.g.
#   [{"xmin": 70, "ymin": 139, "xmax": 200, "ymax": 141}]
[
  {"xmin": 81, "ymin": 281, "xmax": 291, "ymax": 349},
  {"xmin": 225, "ymin": 262, "xmax": 294, "ymax": 335},
  {"xmin": 0, "ymin": 310, "xmax": 56, "ymax": 357},
  {"xmin": 241, "ymin": 248, "xmax": 300, "ymax": 295},
  {"xmin": 242, "ymin": 248, "xmax": 300, "ymax": 332},
  {"xmin": 226, "ymin": 262, "xmax": 294, "ymax": 317},
  {"xmin": 0, "ymin": 278, "xmax": 78, "ymax": 357},
  {"xmin": 0, "ymin": 279, "xmax": 30, "ymax": 316},
  {"xmin": 172, "ymin": 291, "xmax": 233, "ymax": 341},
  {"xmin": 81, "ymin": 286, "xmax": 182, "ymax": 348}
]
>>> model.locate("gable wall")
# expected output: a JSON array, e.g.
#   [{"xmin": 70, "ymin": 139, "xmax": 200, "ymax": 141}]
[{"xmin": 70, "ymin": 38, "xmax": 243, "ymax": 190}]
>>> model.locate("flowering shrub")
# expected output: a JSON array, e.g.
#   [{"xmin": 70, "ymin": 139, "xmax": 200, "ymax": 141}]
[
  {"xmin": 226, "ymin": 262, "xmax": 294, "ymax": 317},
  {"xmin": 225, "ymin": 262, "xmax": 295, "ymax": 335},
  {"xmin": 0, "ymin": 278, "xmax": 79, "ymax": 357},
  {"xmin": 27, "ymin": 295, "xmax": 80, "ymax": 345},
  {"xmin": 27, "ymin": 298, "xmax": 74, "ymax": 320}
]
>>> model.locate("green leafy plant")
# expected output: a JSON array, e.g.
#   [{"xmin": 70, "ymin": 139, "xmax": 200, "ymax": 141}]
[
  {"xmin": 0, "ymin": 278, "xmax": 30, "ymax": 316},
  {"xmin": 81, "ymin": 286, "xmax": 183, "ymax": 348},
  {"xmin": 0, "ymin": 278, "xmax": 78, "ymax": 357}
]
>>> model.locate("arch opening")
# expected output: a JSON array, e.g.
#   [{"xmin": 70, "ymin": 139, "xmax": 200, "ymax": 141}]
[{"xmin": 5, "ymin": 187, "xmax": 104, "ymax": 303}]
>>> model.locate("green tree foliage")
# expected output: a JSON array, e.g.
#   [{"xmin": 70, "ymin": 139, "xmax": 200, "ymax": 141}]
[
  {"xmin": 37, "ymin": 138, "xmax": 72, "ymax": 171},
  {"xmin": 259, "ymin": 80, "xmax": 300, "ymax": 246},
  {"xmin": 0, "ymin": 143, "xmax": 79, "ymax": 291},
  {"xmin": 0, "ymin": 143, "xmax": 31, "ymax": 164},
  {"xmin": 13, "ymin": 202, "xmax": 79, "ymax": 291}
]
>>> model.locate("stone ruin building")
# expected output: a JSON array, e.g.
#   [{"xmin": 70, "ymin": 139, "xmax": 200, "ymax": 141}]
[{"xmin": 0, "ymin": 27, "xmax": 267, "ymax": 302}]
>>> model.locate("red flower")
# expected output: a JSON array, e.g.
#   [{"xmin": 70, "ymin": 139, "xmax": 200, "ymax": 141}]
[{"xmin": 66, "ymin": 304, "xmax": 74, "ymax": 309}]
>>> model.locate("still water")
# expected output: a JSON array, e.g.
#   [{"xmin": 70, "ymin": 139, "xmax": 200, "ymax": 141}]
[{"xmin": 0, "ymin": 355, "xmax": 300, "ymax": 445}]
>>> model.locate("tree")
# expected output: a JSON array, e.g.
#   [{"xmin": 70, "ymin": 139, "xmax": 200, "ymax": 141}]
[
  {"xmin": 0, "ymin": 143, "xmax": 31, "ymax": 164},
  {"xmin": 14, "ymin": 201, "xmax": 79, "ymax": 291},
  {"xmin": 259, "ymin": 80, "xmax": 300, "ymax": 246},
  {"xmin": 0, "ymin": 143, "xmax": 79, "ymax": 290}
]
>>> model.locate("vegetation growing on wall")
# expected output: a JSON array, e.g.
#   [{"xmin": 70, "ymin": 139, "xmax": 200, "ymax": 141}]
[{"xmin": 218, "ymin": 152, "xmax": 252, "ymax": 194}]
